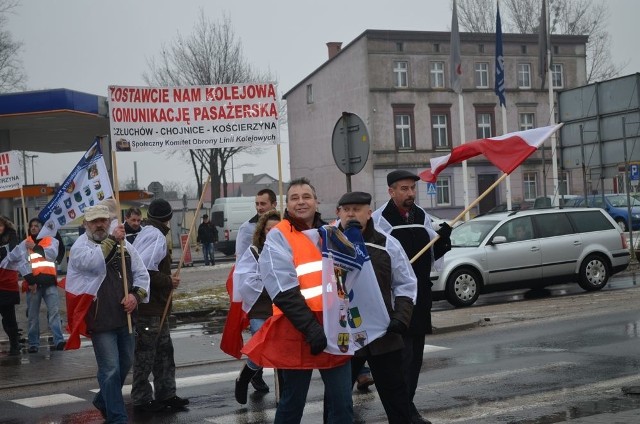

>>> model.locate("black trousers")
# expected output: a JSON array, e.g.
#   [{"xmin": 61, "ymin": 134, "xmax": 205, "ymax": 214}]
[
  {"xmin": 351, "ymin": 349, "xmax": 412, "ymax": 424},
  {"xmin": 0, "ymin": 304, "xmax": 18, "ymax": 336},
  {"xmin": 402, "ymin": 332, "xmax": 426, "ymax": 404}
]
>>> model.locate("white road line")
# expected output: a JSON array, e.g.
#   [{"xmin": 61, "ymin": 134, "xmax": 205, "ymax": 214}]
[
  {"xmin": 205, "ymin": 398, "xmax": 324, "ymax": 423},
  {"xmin": 12, "ymin": 393, "xmax": 86, "ymax": 408},
  {"xmin": 424, "ymin": 344, "xmax": 450, "ymax": 353}
]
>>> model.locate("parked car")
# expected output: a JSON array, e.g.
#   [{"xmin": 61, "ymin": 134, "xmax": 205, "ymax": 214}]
[
  {"xmin": 483, "ymin": 201, "xmax": 531, "ymax": 215},
  {"xmin": 532, "ymin": 195, "xmax": 582, "ymax": 209},
  {"xmin": 571, "ymin": 194, "xmax": 640, "ymax": 232},
  {"xmin": 431, "ymin": 207, "xmax": 630, "ymax": 307}
]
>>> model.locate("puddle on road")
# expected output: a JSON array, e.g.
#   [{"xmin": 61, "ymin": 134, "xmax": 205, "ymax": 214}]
[{"xmin": 513, "ymin": 395, "xmax": 640, "ymax": 423}]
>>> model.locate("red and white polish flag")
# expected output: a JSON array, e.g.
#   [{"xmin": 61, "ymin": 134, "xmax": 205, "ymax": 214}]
[{"xmin": 420, "ymin": 124, "xmax": 563, "ymax": 183}]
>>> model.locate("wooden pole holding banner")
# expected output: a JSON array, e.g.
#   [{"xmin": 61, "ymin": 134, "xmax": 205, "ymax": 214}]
[
  {"xmin": 157, "ymin": 174, "xmax": 211, "ymax": 332},
  {"xmin": 19, "ymin": 187, "xmax": 28, "ymax": 239},
  {"xmin": 276, "ymin": 144, "xmax": 285, "ymax": 217},
  {"xmin": 410, "ymin": 172, "xmax": 509, "ymax": 264},
  {"xmin": 110, "ymin": 149, "xmax": 133, "ymax": 334}
]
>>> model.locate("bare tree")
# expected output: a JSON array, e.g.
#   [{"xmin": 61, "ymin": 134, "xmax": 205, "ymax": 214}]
[
  {"xmin": 455, "ymin": 0, "xmax": 621, "ymax": 83},
  {"xmin": 144, "ymin": 11, "xmax": 277, "ymax": 201},
  {"xmin": 0, "ymin": 0, "xmax": 25, "ymax": 92}
]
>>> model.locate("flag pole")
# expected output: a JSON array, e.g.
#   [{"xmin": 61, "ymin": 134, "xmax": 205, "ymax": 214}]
[
  {"xmin": 19, "ymin": 186, "xmax": 28, "ymax": 238},
  {"xmin": 157, "ymin": 174, "xmax": 211, "ymax": 332},
  {"xmin": 110, "ymin": 149, "xmax": 133, "ymax": 334},
  {"xmin": 410, "ymin": 172, "xmax": 509, "ymax": 264},
  {"xmin": 276, "ymin": 143, "xmax": 285, "ymax": 217},
  {"xmin": 458, "ymin": 93, "xmax": 470, "ymax": 219},
  {"xmin": 502, "ymin": 106, "xmax": 512, "ymax": 210}
]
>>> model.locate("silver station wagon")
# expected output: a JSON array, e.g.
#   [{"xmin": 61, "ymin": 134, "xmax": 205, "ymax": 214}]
[{"xmin": 431, "ymin": 207, "xmax": 630, "ymax": 307}]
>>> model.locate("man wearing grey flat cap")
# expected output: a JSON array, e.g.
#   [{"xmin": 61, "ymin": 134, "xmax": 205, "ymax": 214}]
[{"xmin": 372, "ymin": 170, "xmax": 452, "ymax": 424}]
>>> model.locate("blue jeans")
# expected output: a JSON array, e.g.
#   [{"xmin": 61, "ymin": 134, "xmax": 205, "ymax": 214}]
[
  {"xmin": 276, "ymin": 361, "xmax": 352, "ymax": 424},
  {"xmin": 202, "ymin": 242, "xmax": 215, "ymax": 265},
  {"xmin": 246, "ymin": 318, "xmax": 266, "ymax": 370},
  {"xmin": 91, "ymin": 326, "xmax": 135, "ymax": 424},
  {"xmin": 27, "ymin": 284, "xmax": 64, "ymax": 348}
]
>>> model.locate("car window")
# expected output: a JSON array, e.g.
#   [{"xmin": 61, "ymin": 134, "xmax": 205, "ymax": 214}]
[
  {"xmin": 533, "ymin": 212, "xmax": 573, "ymax": 238},
  {"xmin": 494, "ymin": 217, "xmax": 534, "ymax": 242},
  {"xmin": 569, "ymin": 210, "xmax": 615, "ymax": 232},
  {"xmin": 450, "ymin": 220, "xmax": 499, "ymax": 247},
  {"xmin": 593, "ymin": 198, "xmax": 605, "ymax": 208}
]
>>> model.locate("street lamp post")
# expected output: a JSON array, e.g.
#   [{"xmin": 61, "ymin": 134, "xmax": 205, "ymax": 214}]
[{"xmin": 24, "ymin": 154, "xmax": 38, "ymax": 184}]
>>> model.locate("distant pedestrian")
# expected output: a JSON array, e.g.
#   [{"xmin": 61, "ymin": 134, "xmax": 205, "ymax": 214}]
[
  {"xmin": 197, "ymin": 214, "xmax": 217, "ymax": 266},
  {"xmin": 0, "ymin": 216, "xmax": 21, "ymax": 355},
  {"xmin": 131, "ymin": 199, "xmax": 189, "ymax": 413},
  {"xmin": 233, "ymin": 209, "xmax": 280, "ymax": 404},
  {"xmin": 6, "ymin": 218, "xmax": 65, "ymax": 353},
  {"xmin": 124, "ymin": 207, "xmax": 143, "ymax": 244},
  {"xmin": 67, "ymin": 204, "xmax": 150, "ymax": 423}
]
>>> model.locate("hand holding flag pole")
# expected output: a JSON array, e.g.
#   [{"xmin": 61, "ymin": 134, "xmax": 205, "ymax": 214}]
[
  {"xmin": 410, "ymin": 124, "xmax": 563, "ymax": 264},
  {"xmin": 157, "ymin": 174, "xmax": 212, "ymax": 332}
]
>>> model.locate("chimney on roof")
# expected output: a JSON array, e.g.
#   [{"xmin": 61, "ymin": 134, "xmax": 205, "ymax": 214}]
[{"xmin": 326, "ymin": 42, "xmax": 342, "ymax": 60}]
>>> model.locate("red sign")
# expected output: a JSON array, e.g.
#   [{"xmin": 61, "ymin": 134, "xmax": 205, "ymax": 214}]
[{"xmin": 180, "ymin": 234, "xmax": 193, "ymax": 266}]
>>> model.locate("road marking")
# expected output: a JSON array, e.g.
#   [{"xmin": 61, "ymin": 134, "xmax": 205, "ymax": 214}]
[
  {"xmin": 12, "ymin": 393, "xmax": 85, "ymax": 408},
  {"xmin": 205, "ymin": 398, "xmax": 324, "ymax": 423},
  {"xmin": 424, "ymin": 344, "xmax": 450, "ymax": 353}
]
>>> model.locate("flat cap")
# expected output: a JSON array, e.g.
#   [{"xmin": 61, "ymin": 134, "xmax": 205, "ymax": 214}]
[
  {"xmin": 387, "ymin": 169, "xmax": 420, "ymax": 186},
  {"xmin": 84, "ymin": 205, "xmax": 110, "ymax": 221},
  {"xmin": 337, "ymin": 191, "xmax": 372, "ymax": 207}
]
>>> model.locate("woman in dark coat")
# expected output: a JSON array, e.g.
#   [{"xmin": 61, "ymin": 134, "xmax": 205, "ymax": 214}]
[{"xmin": 0, "ymin": 216, "xmax": 20, "ymax": 355}]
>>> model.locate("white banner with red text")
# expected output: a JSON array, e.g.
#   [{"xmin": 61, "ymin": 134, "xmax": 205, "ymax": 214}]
[
  {"xmin": 0, "ymin": 151, "xmax": 23, "ymax": 192},
  {"xmin": 108, "ymin": 83, "xmax": 280, "ymax": 152}
]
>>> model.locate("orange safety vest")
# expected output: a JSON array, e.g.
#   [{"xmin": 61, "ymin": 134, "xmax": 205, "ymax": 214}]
[
  {"xmin": 28, "ymin": 236, "xmax": 57, "ymax": 278},
  {"xmin": 241, "ymin": 220, "xmax": 351, "ymax": 369}
]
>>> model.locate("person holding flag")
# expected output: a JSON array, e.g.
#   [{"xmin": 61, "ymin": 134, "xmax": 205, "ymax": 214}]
[
  {"xmin": 0, "ymin": 216, "xmax": 20, "ymax": 355},
  {"xmin": 372, "ymin": 170, "xmax": 452, "ymax": 424},
  {"xmin": 335, "ymin": 191, "xmax": 417, "ymax": 424},
  {"xmin": 66, "ymin": 204, "xmax": 149, "ymax": 423}
]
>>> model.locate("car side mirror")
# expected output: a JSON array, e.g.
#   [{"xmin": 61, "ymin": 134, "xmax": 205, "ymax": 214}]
[{"xmin": 490, "ymin": 235, "xmax": 508, "ymax": 245}]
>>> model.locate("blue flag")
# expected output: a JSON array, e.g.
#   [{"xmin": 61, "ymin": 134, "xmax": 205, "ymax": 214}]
[{"xmin": 495, "ymin": 2, "xmax": 506, "ymax": 107}]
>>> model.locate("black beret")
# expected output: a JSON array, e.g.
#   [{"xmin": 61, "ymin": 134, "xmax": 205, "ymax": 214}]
[
  {"xmin": 337, "ymin": 191, "xmax": 372, "ymax": 207},
  {"xmin": 386, "ymin": 170, "xmax": 420, "ymax": 186},
  {"xmin": 148, "ymin": 199, "xmax": 173, "ymax": 222}
]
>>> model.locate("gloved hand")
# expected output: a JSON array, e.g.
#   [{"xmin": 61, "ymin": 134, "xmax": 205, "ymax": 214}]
[
  {"xmin": 436, "ymin": 222, "xmax": 453, "ymax": 239},
  {"xmin": 345, "ymin": 219, "xmax": 362, "ymax": 231},
  {"xmin": 305, "ymin": 324, "xmax": 328, "ymax": 355},
  {"xmin": 387, "ymin": 318, "xmax": 407, "ymax": 335}
]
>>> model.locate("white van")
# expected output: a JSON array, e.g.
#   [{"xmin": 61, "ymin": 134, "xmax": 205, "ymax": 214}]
[{"xmin": 210, "ymin": 197, "xmax": 255, "ymax": 256}]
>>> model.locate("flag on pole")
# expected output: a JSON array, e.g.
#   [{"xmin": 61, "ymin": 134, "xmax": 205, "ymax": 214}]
[
  {"xmin": 220, "ymin": 265, "xmax": 250, "ymax": 359},
  {"xmin": 538, "ymin": 0, "xmax": 549, "ymax": 87},
  {"xmin": 450, "ymin": 0, "xmax": 462, "ymax": 94},
  {"xmin": 38, "ymin": 138, "xmax": 113, "ymax": 239},
  {"xmin": 495, "ymin": 1, "xmax": 506, "ymax": 107},
  {"xmin": 419, "ymin": 124, "xmax": 563, "ymax": 183}
]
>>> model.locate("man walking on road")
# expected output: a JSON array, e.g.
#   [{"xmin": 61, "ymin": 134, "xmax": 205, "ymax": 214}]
[
  {"xmin": 67, "ymin": 204, "xmax": 150, "ymax": 423},
  {"xmin": 197, "ymin": 214, "xmax": 217, "ymax": 266},
  {"xmin": 235, "ymin": 188, "xmax": 277, "ymax": 258},
  {"xmin": 372, "ymin": 170, "xmax": 452, "ymax": 424},
  {"xmin": 131, "ymin": 199, "xmax": 190, "ymax": 413}
]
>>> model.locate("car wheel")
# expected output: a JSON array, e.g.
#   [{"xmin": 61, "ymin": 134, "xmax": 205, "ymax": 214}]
[
  {"xmin": 578, "ymin": 254, "xmax": 610, "ymax": 291},
  {"xmin": 445, "ymin": 267, "xmax": 481, "ymax": 307},
  {"xmin": 616, "ymin": 218, "xmax": 628, "ymax": 232}
]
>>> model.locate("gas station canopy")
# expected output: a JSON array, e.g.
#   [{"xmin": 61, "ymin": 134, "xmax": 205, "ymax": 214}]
[{"xmin": 0, "ymin": 88, "xmax": 109, "ymax": 152}]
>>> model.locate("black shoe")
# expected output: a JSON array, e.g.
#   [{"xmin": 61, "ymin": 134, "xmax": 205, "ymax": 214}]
[
  {"xmin": 250, "ymin": 370, "xmax": 270, "ymax": 393},
  {"xmin": 56, "ymin": 341, "xmax": 66, "ymax": 351},
  {"xmin": 134, "ymin": 400, "xmax": 168, "ymax": 412},
  {"xmin": 28, "ymin": 346, "xmax": 38, "ymax": 353},
  {"xmin": 92, "ymin": 400, "xmax": 107, "ymax": 419},
  {"xmin": 160, "ymin": 395, "xmax": 189, "ymax": 408}
]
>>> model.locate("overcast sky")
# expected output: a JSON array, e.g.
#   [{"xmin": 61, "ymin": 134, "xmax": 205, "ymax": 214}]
[{"xmin": 6, "ymin": 0, "xmax": 640, "ymax": 193}]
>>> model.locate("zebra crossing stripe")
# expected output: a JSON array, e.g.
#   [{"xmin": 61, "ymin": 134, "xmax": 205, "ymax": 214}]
[{"xmin": 12, "ymin": 393, "xmax": 85, "ymax": 408}]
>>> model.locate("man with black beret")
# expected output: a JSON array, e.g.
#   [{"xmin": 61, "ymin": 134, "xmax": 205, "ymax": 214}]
[
  {"xmin": 131, "ymin": 199, "xmax": 189, "ymax": 413},
  {"xmin": 372, "ymin": 170, "xmax": 452, "ymax": 424},
  {"xmin": 336, "ymin": 191, "xmax": 417, "ymax": 423}
]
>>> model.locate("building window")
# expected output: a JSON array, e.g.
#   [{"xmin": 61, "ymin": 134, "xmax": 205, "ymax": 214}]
[
  {"xmin": 559, "ymin": 172, "xmax": 570, "ymax": 195},
  {"xmin": 392, "ymin": 104, "xmax": 415, "ymax": 151},
  {"xmin": 551, "ymin": 63, "xmax": 564, "ymax": 88},
  {"xmin": 523, "ymin": 172, "xmax": 538, "ymax": 201},
  {"xmin": 430, "ymin": 61, "xmax": 445, "ymax": 88},
  {"xmin": 437, "ymin": 177, "xmax": 451, "ymax": 205},
  {"xmin": 553, "ymin": 45, "xmax": 559, "ymax": 55},
  {"xmin": 432, "ymin": 114, "xmax": 449, "ymax": 148},
  {"xmin": 306, "ymin": 84, "xmax": 313, "ymax": 104},
  {"xmin": 396, "ymin": 42, "xmax": 404, "ymax": 52},
  {"xmin": 393, "ymin": 61, "xmax": 408, "ymax": 88},
  {"xmin": 475, "ymin": 110, "xmax": 494, "ymax": 139},
  {"xmin": 519, "ymin": 113, "xmax": 535, "ymax": 130},
  {"xmin": 521, "ymin": 45, "xmax": 527, "ymax": 54},
  {"xmin": 434, "ymin": 43, "xmax": 440, "ymax": 53},
  {"xmin": 517, "ymin": 63, "xmax": 531, "ymax": 88},
  {"xmin": 475, "ymin": 62, "xmax": 489, "ymax": 88},
  {"xmin": 478, "ymin": 44, "xmax": 485, "ymax": 53}
]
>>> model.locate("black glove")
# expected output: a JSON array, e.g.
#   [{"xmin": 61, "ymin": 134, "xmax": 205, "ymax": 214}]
[
  {"xmin": 436, "ymin": 222, "xmax": 452, "ymax": 239},
  {"xmin": 306, "ymin": 324, "xmax": 328, "ymax": 355},
  {"xmin": 23, "ymin": 273, "xmax": 36, "ymax": 286},
  {"xmin": 387, "ymin": 318, "xmax": 407, "ymax": 335},
  {"xmin": 345, "ymin": 219, "xmax": 362, "ymax": 231}
]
